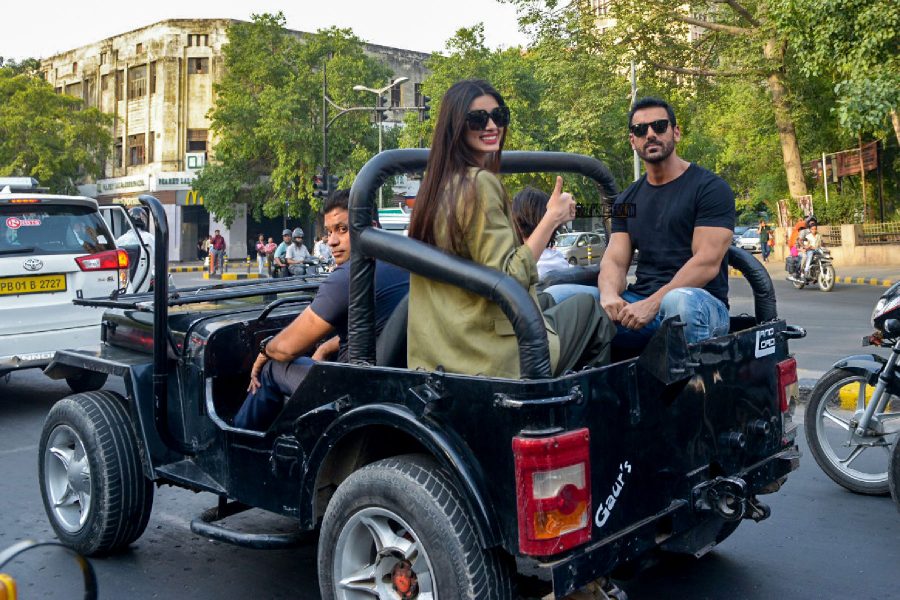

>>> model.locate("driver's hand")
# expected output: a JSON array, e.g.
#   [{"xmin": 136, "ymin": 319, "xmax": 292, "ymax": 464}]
[
  {"xmin": 601, "ymin": 294, "xmax": 628, "ymax": 323},
  {"xmin": 247, "ymin": 353, "xmax": 268, "ymax": 393},
  {"xmin": 618, "ymin": 298, "xmax": 659, "ymax": 330}
]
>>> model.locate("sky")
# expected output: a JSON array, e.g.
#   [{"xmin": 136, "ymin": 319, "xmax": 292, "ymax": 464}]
[{"xmin": 1, "ymin": 0, "xmax": 530, "ymax": 61}]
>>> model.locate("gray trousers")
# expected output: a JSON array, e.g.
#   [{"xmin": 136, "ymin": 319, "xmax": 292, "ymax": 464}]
[{"xmin": 542, "ymin": 293, "xmax": 615, "ymax": 375}]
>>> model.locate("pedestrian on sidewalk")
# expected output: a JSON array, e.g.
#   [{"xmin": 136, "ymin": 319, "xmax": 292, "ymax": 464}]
[
  {"xmin": 255, "ymin": 233, "xmax": 268, "ymax": 275},
  {"xmin": 197, "ymin": 235, "xmax": 209, "ymax": 261},
  {"xmin": 264, "ymin": 236, "xmax": 277, "ymax": 275},
  {"xmin": 759, "ymin": 219, "xmax": 771, "ymax": 263},
  {"xmin": 210, "ymin": 229, "xmax": 226, "ymax": 274}
]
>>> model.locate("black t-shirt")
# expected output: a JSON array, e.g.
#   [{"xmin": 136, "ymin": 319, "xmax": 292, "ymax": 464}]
[
  {"xmin": 309, "ymin": 261, "xmax": 410, "ymax": 361},
  {"xmin": 611, "ymin": 164, "xmax": 735, "ymax": 306}
]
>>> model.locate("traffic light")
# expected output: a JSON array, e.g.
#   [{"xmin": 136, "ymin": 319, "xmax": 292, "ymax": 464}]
[
  {"xmin": 313, "ymin": 170, "xmax": 327, "ymax": 199},
  {"xmin": 420, "ymin": 95, "xmax": 431, "ymax": 121},
  {"xmin": 377, "ymin": 96, "xmax": 389, "ymax": 122},
  {"xmin": 328, "ymin": 174, "xmax": 339, "ymax": 193}
]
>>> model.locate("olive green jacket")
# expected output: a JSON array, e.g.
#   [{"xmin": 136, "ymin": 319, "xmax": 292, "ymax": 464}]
[{"xmin": 407, "ymin": 168, "xmax": 560, "ymax": 379}]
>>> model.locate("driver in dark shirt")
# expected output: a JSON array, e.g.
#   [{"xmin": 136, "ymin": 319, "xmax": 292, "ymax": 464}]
[
  {"xmin": 598, "ymin": 97, "xmax": 735, "ymax": 350},
  {"xmin": 233, "ymin": 190, "xmax": 409, "ymax": 430}
]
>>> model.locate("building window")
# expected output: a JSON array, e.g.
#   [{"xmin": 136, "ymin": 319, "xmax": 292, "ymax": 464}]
[
  {"xmin": 100, "ymin": 52, "xmax": 108, "ymax": 65},
  {"xmin": 187, "ymin": 129, "xmax": 208, "ymax": 152},
  {"xmin": 114, "ymin": 141, "xmax": 123, "ymax": 169},
  {"xmin": 390, "ymin": 80, "xmax": 402, "ymax": 107},
  {"xmin": 55, "ymin": 87, "xmax": 62, "ymax": 95},
  {"xmin": 84, "ymin": 78, "xmax": 95, "ymax": 106},
  {"xmin": 115, "ymin": 70, "xmax": 124, "ymax": 100},
  {"xmin": 188, "ymin": 58, "xmax": 209, "ymax": 74},
  {"xmin": 150, "ymin": 61, "xmax": 157, "ymax": 94},
  {"xmin": 128, "ymin": 133, "xmax": 146, "ymax": 166},
  {"xmin": 128, "ymin": 66, "xmax": 147, "ymax": 100},
  {"xmin": 113, "ymin": 50, "xmax": 119, "ymax": 62},
  {"xmin": 187, "ymin": 33, "xmax": 209, "ymax": 47},
  {"xmin": 72, "ymin": 61, "xmax": 78, "ymax": 74},
  {"xmin": 101, "ymin": 73, "xmax": 110, "ymax": 91},
  {"xmin": 590, "ymin": 0, "xmax": 610, "ymax": 16},
  {"xmin": 136, "ymin": 43, "xmax": 143, "ymax": 54}
]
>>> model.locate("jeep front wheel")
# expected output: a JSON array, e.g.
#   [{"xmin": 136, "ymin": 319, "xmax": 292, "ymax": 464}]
[
  {"xmin": 318, "ymin": 454, "xmax": 514, "ymax": 599},
  {"xmin": 39, "ymin": 391, "xmax": 153, "ymax": 556}
]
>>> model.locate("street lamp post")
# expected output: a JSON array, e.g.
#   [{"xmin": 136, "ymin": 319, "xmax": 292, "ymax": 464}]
[{"xmin": 353, "ymin": 77, "xmax": 408, "ymax": 205}]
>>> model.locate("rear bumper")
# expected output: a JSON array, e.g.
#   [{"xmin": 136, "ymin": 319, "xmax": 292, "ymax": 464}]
[
  {"xmin": 0, "ymin": 324, "xmax": 101, "ymax": 374},
  {"xmin": 531, "ymin": 447, "xmax": 799, "ymax": 597}
]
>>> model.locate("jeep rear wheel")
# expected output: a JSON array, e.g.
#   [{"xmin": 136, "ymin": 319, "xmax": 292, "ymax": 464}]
[
  {"xmin": 39, "ymin": 391, "xmax": 153, "ymax": 556},
  {"xmin": 318, "ymin": 454, "xmax": 514, "ymax": 600}
]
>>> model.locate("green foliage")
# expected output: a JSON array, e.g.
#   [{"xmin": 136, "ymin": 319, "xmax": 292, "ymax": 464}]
[
  {"xmin": 0, "ymin": 68, "xmax": 112, "ymax": 194},
  {"xmin": 770, "ymin": 0, "xmax": 900, "ymax": 138},
  {"xmin": 194, "ymin": 13, "xmax": 392, "ymax": 225}
]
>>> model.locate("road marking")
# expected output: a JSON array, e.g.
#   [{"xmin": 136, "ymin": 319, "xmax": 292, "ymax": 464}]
[{"xmin": 0, "ymin": 444, "xmax": 38, "ymax": 457}]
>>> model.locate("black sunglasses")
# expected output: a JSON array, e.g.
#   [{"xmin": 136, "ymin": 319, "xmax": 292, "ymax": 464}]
[
  {"xmin": 465, "ymin": 106, "xmax": 510, "ymax": 131},
  {"xmin": 629, "ymin": 119, "xmax": 670, "ymax": 137}
]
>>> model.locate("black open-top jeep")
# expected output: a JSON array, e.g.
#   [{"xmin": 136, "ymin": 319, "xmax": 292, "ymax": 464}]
[{"xmin": 40, "ymin": 151, "xmax": 802, "ymax": 598}]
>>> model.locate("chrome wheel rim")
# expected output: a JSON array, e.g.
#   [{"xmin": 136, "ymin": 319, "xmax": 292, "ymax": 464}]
[
  {"xmin": 814, "ymin": 376, "xmax": 900, "ymax": 485},
  {"xmin": 819, "ymin": 266, "xmax": 834, "ymax": 290},
  {"xmin": 333, "ymin": 506, "xmax": 436, "ymax": 599},
  {"xmin": 43, "ymin": 425, "xmax": 92, "ymax": 532}
]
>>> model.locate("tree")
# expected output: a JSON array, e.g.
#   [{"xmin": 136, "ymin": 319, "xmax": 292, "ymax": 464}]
[
  {"xmin": 193, "ymin": 13, "xmax": 393, "ymax": 224},
  {"xmin": 769, "ymin": 0, "xmax": 900, "ymax": 144},
  {"xmin": 0, "ymin": 67, "xmax": 112, "ymax": 194},
  {"xmin": 509, "ymin": 0, "xmax": 812, "ymax": 199}
]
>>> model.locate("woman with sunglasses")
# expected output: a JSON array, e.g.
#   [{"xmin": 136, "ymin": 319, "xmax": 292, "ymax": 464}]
[{"xmin": 407, "ymin": 79, "xmax": 614, "ymax": 379}]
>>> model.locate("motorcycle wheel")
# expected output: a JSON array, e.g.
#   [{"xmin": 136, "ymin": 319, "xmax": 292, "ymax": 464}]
[
  {"xmin": 818, "ymin": 264, "xmax": 835, "ymax": 292},
  {"xmin": 890, "ymin": 439, "xmax": 900, "ymax": 513},
  {"xmin": 805, "ymin": 368, "xmax": 900, "ymax": 495}
]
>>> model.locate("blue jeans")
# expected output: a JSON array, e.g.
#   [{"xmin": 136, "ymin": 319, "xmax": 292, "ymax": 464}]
[
  {"xmin": 543, "ymin": 284, "xmax": 730, "ymax": 348},
  {"xmin": 233, "ymin": 357, "xmax": 313, "ymax": 430}
]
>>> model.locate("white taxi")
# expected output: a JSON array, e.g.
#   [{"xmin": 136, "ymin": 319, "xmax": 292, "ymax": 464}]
[{"xmin": 0, "ymin": 180, "xmax": 133, "ymax": 391}]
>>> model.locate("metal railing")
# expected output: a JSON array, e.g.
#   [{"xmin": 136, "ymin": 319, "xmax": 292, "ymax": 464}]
[
  {"xmin": 819, "ymin": 225, "xmax": 842, "ymax": 247},
  {"xmin": 858, "ymin": 221, "xmax": 900, "ymax": 246}
]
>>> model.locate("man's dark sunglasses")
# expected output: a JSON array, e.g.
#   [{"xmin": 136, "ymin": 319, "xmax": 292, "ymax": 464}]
[
  {"xmin": 465, "ymin": 106, "xmax": 511, "ymax": 131},
  {"xmin": 629, "ymin": 119, "xmax": 670, "ymax": 137}
]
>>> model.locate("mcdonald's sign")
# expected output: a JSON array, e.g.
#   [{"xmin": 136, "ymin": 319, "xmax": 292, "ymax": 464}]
[{"xmin": 178, "ymin": 189, "xmax": 205, "ymax": 206}]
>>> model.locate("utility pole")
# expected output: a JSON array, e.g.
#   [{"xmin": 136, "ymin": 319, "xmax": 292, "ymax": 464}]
[{"xmin": 631, "ymin": 60, "xmax": 640, "ymax": 182}]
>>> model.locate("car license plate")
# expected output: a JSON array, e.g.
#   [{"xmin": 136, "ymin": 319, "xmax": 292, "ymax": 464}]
[{"xmin": 0, "ymin": 273, "xmax": 67, "ymax": 296}]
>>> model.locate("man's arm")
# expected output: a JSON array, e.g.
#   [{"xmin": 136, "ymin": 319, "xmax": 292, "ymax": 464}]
[
  {"xmin": 247, "ymin": 307, "xmax": 333, "ymax": 392},
  {"xmin": 597, "ymin": 232, "xmax": 633, "ymax": 322},
  {"xmin": 311, "ymin": 335, "xmax": 340, "ymax": 361},
  {"xmin": 618, "ymin": 226, "xmax": 731, "ymax": 330}
]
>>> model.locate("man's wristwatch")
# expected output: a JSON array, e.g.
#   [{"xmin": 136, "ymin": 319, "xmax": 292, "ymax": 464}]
[{"xmin": 259, "ymin": 335, "xmax": 276, "ymax": 359}]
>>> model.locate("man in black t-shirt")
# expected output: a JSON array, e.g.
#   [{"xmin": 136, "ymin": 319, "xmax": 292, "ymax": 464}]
[
  {"xmin": 234, "ymin": 191, "xmax": 409, "ymax": 430},
  {"xmin": 598, "ymin": 97, "xmax": 735, "ymax": 350}
]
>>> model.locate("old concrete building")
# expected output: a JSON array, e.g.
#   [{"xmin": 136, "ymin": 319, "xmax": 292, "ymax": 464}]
[{"xmin": 41, "ymin": 19, "xmax": 429, "ymax": 260}]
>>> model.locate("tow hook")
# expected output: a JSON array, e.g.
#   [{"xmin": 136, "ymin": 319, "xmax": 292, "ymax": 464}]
[{"xmin": 694, "ymin": 477, "xmax": 772, "ymax": 523}]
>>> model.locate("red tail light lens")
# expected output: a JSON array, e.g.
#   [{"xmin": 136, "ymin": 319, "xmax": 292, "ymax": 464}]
[
  {"xmin": 777, "ymin": 358, "xmax": 798, "ymax": 413},
  {"xmin": 777, "ymin": 358, "xmax": 799, "ymax": 444},
  {"xmin": 76, "ymin": 249, "xmax": 129, "ymax": 271},
  {"xmin": 513, "ymin": 428, "xmax": 591, "ymax": 556}
]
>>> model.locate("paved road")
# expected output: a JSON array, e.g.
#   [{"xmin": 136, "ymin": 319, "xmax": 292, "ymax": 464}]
[{"xmin": 0, "ymin": 273, "xmax": 896, "ymax": 599}]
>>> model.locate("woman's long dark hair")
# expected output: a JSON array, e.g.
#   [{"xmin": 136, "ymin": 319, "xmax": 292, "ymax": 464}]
[{"xmin": 408, "ymin": 79, "xmax": 507, "ymax": 254}]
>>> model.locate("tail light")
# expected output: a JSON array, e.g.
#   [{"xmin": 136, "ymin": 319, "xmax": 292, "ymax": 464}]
[
  {"xmin": 76, "ymin": 249, "xmax": 130, "ymax": 290},
  {"xmin": 777, "ymin": 358, "xmax": 799, "ymax": 443},
  {"xmin": 512, "ymin": 428, "xmax": 591, "ymax": 556}
]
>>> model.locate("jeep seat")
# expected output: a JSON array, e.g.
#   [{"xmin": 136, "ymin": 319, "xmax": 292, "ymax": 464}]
[{"xmin": 375, "ymin": 294, "xmax": 408, "ymax": 368}]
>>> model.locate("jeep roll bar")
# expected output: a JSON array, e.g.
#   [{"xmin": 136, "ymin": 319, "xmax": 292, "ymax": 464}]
[{"xmin": 348, "ymin": 149, "xmax": 618, "ymax": 379}]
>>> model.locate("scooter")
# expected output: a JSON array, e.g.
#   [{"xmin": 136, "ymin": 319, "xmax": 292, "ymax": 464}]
[
  {"xmin": 786, "ymin": 248, "xmax": 835, "ymax": 292},
  {"xmin": 806, "ymin": 282, "xmax": 900, "ymax": 494}
]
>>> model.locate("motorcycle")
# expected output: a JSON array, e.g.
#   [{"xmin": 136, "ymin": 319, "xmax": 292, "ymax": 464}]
[
  {"xmin": 806, "ymin": 282, "xmax": 900, "ymax": 494},
  {"xmin": 786, "ymin": 247, "xmax": 835, "ymax": 292}
]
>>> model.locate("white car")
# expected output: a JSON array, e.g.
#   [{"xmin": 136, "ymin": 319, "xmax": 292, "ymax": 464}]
[
  {"xmin": 737, "ymin": 228, "xmax": 761, "ymax": 253},
  {"xmin": 0, "ymin": 179, "xmax": 148, "ymax": 391}
]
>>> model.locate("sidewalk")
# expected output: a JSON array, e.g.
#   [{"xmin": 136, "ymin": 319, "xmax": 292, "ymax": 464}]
[
  {"xmin": 169, "ymin": 259, "xmax": 268, "ymax": 280},
  {"xmin": 729, "ymin": 256, "xmax": 897, "ymax": 288}
]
